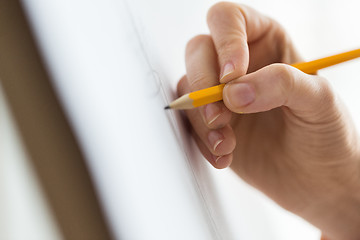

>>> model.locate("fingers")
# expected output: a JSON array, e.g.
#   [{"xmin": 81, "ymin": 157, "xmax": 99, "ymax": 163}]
[
  {"xmin": 184, "ymin": 35, "xmax": 232, "ymax": 129},
  {"xmin": 178, "ymin": 76, "xmax": 236, "ymax": 169},
  {"xmin": 177, "ymin": 35, "xmax": 236, "ymax": 168},
  {"xmin": 193, "ymin": 131, "xmax": 233, "ymax": 169},
  {"xmin": 223, "ymin": 64, "xmax": 336, "ymax": 121},
  {"xmin": 207, "ymin": 2, "xmax": 273, "ymax": 82}
]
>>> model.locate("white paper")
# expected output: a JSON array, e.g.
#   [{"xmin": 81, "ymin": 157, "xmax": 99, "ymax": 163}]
[{"xmin": 21, "ymin": 0, "xmax": 360, "ymax": 239}]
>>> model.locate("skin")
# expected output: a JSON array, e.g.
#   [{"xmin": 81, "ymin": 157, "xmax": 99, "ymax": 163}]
[{"xmin": 177, "ymin": 2, "xmax": 360, "ymax": 240}]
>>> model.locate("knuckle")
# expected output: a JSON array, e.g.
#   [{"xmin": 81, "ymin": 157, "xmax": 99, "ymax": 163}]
[
  {"xmin": 272, "ymin": 21, "xmax": 288, "ymax": 42},
  {"xmin": 272, "ymin": 24, "xmax": 300, "ymax": 63},
  {"xmin": 207, "ymin": 2, "xmax": 236, "ymax": 24},
  {"xmin": 216, "ymin": 35, "xmax": 245, "ymax": 58},
  {"xmin": 270, "ymin": 63, "xmax": 295, "ymax": 95},
  {"xmin": 189, "ymin": 71, "xmax": 208, "ymax": 91},
  {"xmin": 315, "ymin": 76, "xmax": 336, "ymax": 105},
  {"xmin": 186, "ymin": 35, "xmax": 212, "ymax": 55},
  {"xmin": 268, "ymin": 64, "xmax": 337, "ymax": 111}
]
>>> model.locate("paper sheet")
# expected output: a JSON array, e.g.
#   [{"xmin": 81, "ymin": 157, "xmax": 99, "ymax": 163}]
[{"xmin": 21, "ymin": 0, "xmax": 360, "ymax": 239}]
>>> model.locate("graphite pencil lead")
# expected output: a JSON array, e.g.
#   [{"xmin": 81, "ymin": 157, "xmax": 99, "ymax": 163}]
[{"xmin": 164, "ymin": 105, "xmax": 170, "ymax": 110}]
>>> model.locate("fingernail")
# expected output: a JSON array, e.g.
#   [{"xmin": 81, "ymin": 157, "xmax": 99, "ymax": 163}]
[
  {"xmin": 208, "ymin": 131, "xmax": 224, "ymax": 152},
  {"xmin": 214, "ymin": 155, "xmax": 222, "ymax": 164},
  {"xmin": 220, "ymin": 62, "xmax": 234, "ymax": 81},
  {"xmin": 204, "ymin": 104, "xmax": 221, "ymax": 125},
  {"xmin": 225, "ymin": 83, "xmax": 255, "ymax": 109}
]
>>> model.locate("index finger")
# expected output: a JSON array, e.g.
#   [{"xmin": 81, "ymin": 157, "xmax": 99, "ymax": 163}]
[{"xmin": 207, "ymin": 2, "xmax": 272, "ymax": 82}]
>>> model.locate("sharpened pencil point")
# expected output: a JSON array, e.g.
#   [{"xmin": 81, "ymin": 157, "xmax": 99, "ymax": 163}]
[{"xmin": 164, "ymin": 105, "xmax": 170, "ymax": 110}]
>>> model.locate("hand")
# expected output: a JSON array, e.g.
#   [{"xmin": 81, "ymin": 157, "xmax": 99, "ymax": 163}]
[{"xmin": 177, "ymin": 2, "xmax": 360, "ymax": 240}]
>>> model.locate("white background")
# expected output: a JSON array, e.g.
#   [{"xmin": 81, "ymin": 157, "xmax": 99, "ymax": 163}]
[{"xmin": 1, "ymin": 0, "xmax": 360, "ymax": 239}]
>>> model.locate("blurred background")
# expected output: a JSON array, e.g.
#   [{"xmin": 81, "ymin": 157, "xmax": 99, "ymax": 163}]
[{"xmin": 1, "ymin": 0, "xmax": 359, "ymax": 239}]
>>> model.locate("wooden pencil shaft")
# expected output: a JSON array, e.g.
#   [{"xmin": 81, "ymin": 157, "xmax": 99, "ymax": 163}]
[
  {"xmin": 292, "ymin": 48, "xmax": 360, "ymax": 74},
  {"xmin": 167, "ymin": 48, "xmax": 360, "ymax": 110}
]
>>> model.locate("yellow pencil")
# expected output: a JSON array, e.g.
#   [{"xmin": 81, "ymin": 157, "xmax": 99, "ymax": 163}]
[{"xmin": 165, "ymin": 48, "xmax": 360, "ymax": 110}]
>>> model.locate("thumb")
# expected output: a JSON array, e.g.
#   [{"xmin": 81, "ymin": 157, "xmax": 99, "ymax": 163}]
[{"xmin": 223, "ymin": 64, "xmax": 336, "ymax": 120}]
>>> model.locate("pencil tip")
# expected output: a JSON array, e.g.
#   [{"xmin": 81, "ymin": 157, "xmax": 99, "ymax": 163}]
[{"xmin": 164, "ymin": 105, "xmax": 170, "ymax": 110}]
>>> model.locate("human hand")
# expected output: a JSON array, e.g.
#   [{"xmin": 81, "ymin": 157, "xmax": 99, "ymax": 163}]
[{"xmin": 177, "ymin": 2, "xmax": 360, "ymax": 240}]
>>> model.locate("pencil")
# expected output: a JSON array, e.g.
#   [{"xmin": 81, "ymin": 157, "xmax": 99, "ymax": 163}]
[{"xmin": 165, "ymin": 48, "xmax": 360, "ymax": 110}]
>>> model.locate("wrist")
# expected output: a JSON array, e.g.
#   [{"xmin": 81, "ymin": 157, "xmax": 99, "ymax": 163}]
[{"xmin": 303, "ymin": 157, "xmax": 360, "ymax": 240}]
